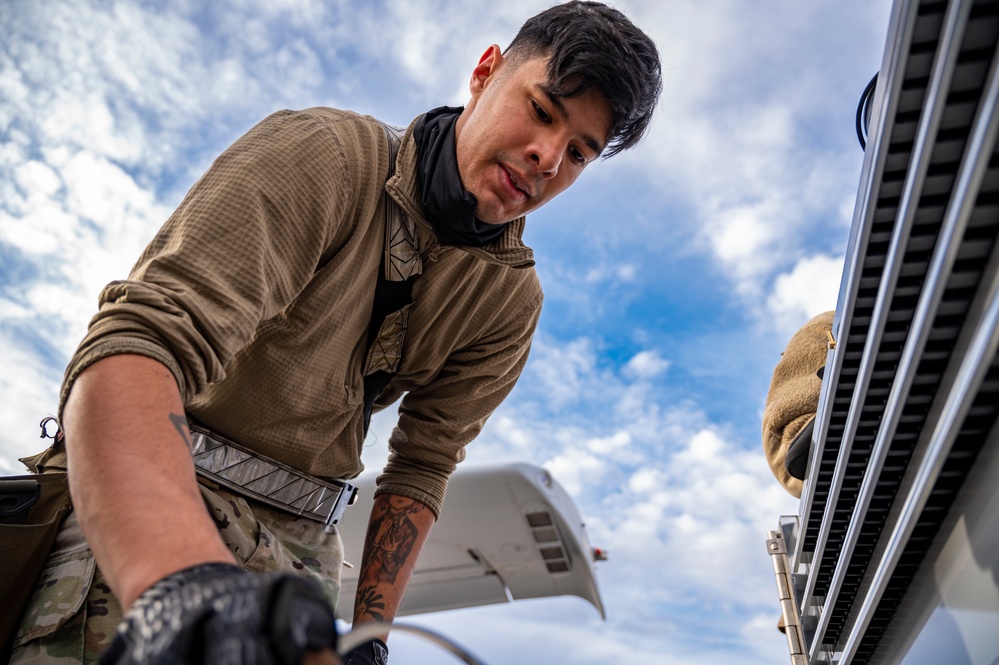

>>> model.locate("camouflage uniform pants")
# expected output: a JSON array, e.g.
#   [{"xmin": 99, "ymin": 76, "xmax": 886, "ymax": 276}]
[{"xmin": 8, "ymin": 483, "xmax": 345, "ymax": 664}]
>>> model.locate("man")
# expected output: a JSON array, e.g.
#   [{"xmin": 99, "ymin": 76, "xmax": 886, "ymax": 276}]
[{"xmin": 9, "ymin": 2, "xmax": 661, "ymax": 663}]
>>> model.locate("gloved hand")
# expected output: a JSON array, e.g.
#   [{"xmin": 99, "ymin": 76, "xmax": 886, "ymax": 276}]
[
  {"xmin": 99, "ymin": 563, "xmax": 338, "ymax": 665},
  {"xmin": 342, "ymin": 638, "xmax": 389, "ymax": 665},
  {"xmin": 762, "ymin": 310, "xmax": 834, "ymax": 498}
]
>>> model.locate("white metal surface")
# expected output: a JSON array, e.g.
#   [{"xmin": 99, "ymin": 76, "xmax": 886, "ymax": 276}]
[{"xmin": 335, "ymin": 462, "xmax": 606, "ymax": 620}]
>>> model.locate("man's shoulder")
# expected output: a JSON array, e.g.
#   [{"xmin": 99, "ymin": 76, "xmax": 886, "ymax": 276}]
[
  {"xmin": 278, "ymin": 107, "xmax": 412, "ymax": 164},
  {"xmin": 289, "ymin": 107, "xmax": 405, "ymax": 136},
  {"xmin": 249, "ymin": 107, "xmax": 385, "ymax": 143},
  {"xmin": 293, "ymin": 106, "xmax": 369, "ymax": 123}
]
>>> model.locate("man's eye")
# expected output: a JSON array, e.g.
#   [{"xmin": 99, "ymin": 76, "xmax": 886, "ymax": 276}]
[
  {"xmin": 532, "ymin": 101, "xmax": 551, "ymax": 123},
  {"xmin": 569, "ymin": 147, "xmax": 586, "ymax": 165}
]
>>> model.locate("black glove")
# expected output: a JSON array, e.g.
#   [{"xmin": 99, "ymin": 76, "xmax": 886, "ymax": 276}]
[
  {"xmin": 342, "ymin": 638, "xmax": 389, "ymax": 665},
  {"xmin": 99, "ymin": 563, "xmax": 338, "ymax": 665},
  {"xmin": 784, "ymin": 416, "xmax": 815, "ymax": 481}
]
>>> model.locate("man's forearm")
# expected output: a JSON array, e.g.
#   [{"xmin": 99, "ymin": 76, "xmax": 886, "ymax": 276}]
[
  {"xmin": 63, "ymin": 354, "xmax": 236, "ymax": 609},
  {"xmin": 352, "ymin": 493, "xmax": 435, "ymax": 628}
]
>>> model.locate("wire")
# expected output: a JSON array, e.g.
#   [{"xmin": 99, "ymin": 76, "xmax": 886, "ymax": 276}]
[
  {"xmin": 856, "ymin": 73, "xmax": 879, "ymax": 150},
  {"xmin": 339, "ymin": 622, "xmax": 488, "ymax": 665}
]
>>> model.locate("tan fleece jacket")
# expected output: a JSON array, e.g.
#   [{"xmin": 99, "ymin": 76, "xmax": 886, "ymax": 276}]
[
  {"xmin": 59, "ymin": 108, "xmax": 543, "ymax": 517},
  {"xmin": 762, "ymin": 311, "xmax": 834, "ymax": 498}
]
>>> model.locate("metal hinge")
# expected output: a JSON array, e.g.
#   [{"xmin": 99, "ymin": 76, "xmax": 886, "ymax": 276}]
[{"xmin": 767, "ymin": 530, "xmax": 809, "ymax": 665}]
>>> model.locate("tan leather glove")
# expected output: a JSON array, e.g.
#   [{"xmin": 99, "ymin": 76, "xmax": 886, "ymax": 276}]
[{"xmin": 762, "ymin": 311, "xmax": 834, "ymax": 497}]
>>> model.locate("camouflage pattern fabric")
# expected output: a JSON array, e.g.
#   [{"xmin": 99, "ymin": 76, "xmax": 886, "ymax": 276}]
[{"xmin": 9, "ymin": 483, "xmax": 344, "ymax": 664}]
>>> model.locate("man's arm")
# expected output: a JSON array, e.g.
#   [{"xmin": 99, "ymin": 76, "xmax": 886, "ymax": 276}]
[
  {"xmin": 66, "ymin": 354, "xmax": 341, "ymax": 664},
  {"xmin": 62, "ymin": 353, "xmax": 236, "ymax": 608},
  {"xmin": 352, "ymin": 494, "xmax": 434, "ymax": 631},
  {"xmin": 348, "ymin": 283, "xmax": 543, "ymax": 636}
]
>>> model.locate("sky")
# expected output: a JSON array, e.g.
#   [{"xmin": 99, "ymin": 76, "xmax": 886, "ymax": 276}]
[{"xmin": 0, "ymin": 1, "xmax": 893, "ymax": 663}]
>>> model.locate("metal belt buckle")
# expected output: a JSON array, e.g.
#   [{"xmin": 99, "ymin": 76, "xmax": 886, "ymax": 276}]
[{"xmin": 189, "ymin": 425, "xmax": 356, "ymax": 527}]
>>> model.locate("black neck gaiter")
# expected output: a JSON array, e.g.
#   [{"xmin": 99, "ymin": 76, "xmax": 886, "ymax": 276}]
[{"xmin": 413, "ymin": 106, "xmax": 509, "ymax": 247}]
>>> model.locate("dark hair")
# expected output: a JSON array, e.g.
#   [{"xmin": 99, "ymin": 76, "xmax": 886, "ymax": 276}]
[{"xmin": 505, "ymin": 1, "xmax": 662, "ymax": 157}]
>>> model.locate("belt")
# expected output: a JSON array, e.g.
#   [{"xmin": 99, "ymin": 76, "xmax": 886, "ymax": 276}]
[{"xmin": 189, "ymin": 424, "xmax": 357, "ymax": 529}]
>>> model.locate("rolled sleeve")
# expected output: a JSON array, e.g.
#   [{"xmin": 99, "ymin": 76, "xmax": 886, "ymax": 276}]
[
  {"xmin": 60, "ymin": 110, "xmax": 356, "ymax": 416},
  {"xmin": 376, "ymin": 288, "xmax": 543, "ymax": 517}
]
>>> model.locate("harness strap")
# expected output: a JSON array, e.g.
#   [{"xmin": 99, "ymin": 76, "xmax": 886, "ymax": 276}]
[{"xmin": 363, "ymin": 124, "xmax": 418, "ymax": 434}]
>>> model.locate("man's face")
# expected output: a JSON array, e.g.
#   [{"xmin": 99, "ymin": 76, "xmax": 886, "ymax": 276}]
[{"xmin": 454, "ymin": 47, "xmax": 613, "ymax": 225}]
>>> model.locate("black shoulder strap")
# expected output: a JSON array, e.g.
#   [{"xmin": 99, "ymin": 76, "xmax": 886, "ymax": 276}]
[{"xmin": 362, "ymin": 124, "xmax": 416, "ymax": 434}]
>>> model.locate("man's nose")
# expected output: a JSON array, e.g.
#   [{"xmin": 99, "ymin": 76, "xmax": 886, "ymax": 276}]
[{"xmin": 530, "ymin": 140, "xmax": 562, "ymax": 178}]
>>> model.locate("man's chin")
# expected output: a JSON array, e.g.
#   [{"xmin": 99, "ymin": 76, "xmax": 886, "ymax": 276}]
[{"xmin": 475, "ymin": 205, "xmax": 528, "ymax": 225}]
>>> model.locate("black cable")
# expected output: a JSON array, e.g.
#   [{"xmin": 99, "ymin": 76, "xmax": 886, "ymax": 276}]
[
  {"xmin": 340, "ymin": 623, "xmax": 488, "ymax": 665},
  {"xmin": 856, "ymin": 73, "xmax": 879, "ymax": 150}
]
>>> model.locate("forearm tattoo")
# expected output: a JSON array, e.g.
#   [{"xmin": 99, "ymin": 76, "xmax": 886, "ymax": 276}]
[
  {"xmin": 354, "ymin": 495, "xmax": 426, "ymax": 620},
  {"xmin": 355, "ymin": 584, "xmax": 387, "ymax": 623},
  {"xmin": 169, "ymin": 412, "xmax": 192, "ymax": 449}
]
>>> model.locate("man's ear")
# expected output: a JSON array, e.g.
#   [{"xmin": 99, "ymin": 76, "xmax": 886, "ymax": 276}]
[{"xmin": 469, "ymin": 44, "xmax": 504, "ymax": 97}]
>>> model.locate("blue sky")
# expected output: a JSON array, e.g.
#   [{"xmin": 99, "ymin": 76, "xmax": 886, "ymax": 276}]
[{"xmin": 0, "ymin": 1, "xmax": 892, "ymax": 663}]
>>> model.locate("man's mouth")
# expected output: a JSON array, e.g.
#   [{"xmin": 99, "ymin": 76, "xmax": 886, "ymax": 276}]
[{"xmin": 502, "ymin": 165, "xmax": 530, "ymax": 200}]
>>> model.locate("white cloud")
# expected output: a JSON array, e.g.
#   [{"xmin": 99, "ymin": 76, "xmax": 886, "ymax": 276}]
[
  {"xmin": 589, "ymin": 425, "xmax": 798, "ymax": 591},
  {"xmin": 237, "ymin": 0, "xmax": 327, "ymax": 26},
  {"xmin": 521, "ymin": 337, "xmax": 603, "ymax": 409},
  {"xmin": 41, "ymin": 95, "xmax": 146, "ymax": 165},
  {"xmin": 629, "ymin": 467, "xmax": 667, "ymax": 494},
  {"xmin": 14, "ymin": 160, "xmax": 61, "ymax": 198},
  {"xmin": 380, "ymin": 0, "xmax": 545, "ymax": 101},
  {"xmin": 585, "ymin": 430, "xmax": 631, "ymax": 455},
  {"xmin": 706, "ymin": 202, "xmax": 781, "ymax": 287},
  {"xmin": 616, "ymin": 264, "xmax": 637, "ymax": 282},
  {"xmin": 0, "ymin": 297, "xmax": 32, "ymax": 321},
  {"xmin": 0, "ymin": 203, "xmax": 78, "ymax": 256},
  {"xmin": 765, "ymin": 253, "xmax": 843, "ymax": 334},
  {"xmin": 0, "ymin": 2, "xmax": 199, "ymax": 463},
  {"xmin": 61, "ymin": 151, "xmax": 159, "ymax": 227},
  {"xmin": 624, "ymin": 349, "xmax": 671, "ymax": 380},
  {"xmin": 0, "ymin": 328, "xmax": 63, "ymax": 474},
  {"xmin": 543, "ymin": 449, "xmax": 607, "ymax": 496},
  {"xmin": 584, "ymin": 261, "xmax": 639, "ymax": 285},
  {"xmin": 610, "ymin": 0, "xmax": 890, "ymax": 321},
  {"xmin": 462, "ymin": 328, "xmax": 800, "ymax": 661}
]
